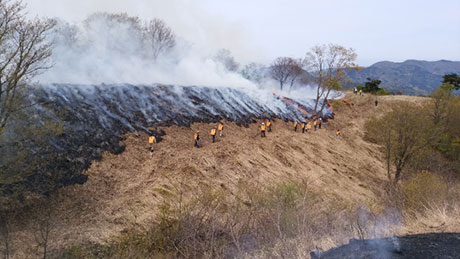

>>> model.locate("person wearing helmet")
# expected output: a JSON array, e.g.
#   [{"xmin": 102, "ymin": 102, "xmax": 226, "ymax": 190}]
[{"xmin": 293, "ymin": 121, "xmax": 298, "ymax": 132}]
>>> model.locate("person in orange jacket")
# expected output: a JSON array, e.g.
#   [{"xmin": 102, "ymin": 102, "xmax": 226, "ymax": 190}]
[
  {"xmin": 261, "ymin": 122, "xmax": 266, "ymax": 137},
  {"xmin": 301, "ymin": 122, "xmax": 305, "ymax": 133},
  {"xmin": 293, "ymin": 121, "xmax": 298, "ymax": 132},
  {"xmin": 313, "ymin": 119, "xmax": 318, "ymax": 131},
  {"xmin": 306, "ymin": 122, "xmax": 312, "ymax": 133},
  {"xmin": 148, "ymin": 135, "xmax": 156, "ymax": 157},
  {"xmin": 210, "ymin": 128, "xmax": 217, "ymax": 143},
  {"xmin": 218, "ymin": 123, "xmax": 224, "ymax": 137},
  {"xmin": 194, "ymin": 131, "xmax": 200, "ymax": 148},
  {"xmin": 266, "ymin": 120, "xmax": 272, "ymax": 132}
]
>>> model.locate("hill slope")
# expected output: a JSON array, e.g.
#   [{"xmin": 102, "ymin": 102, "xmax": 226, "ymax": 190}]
[{"xmin": 10, "ymin": 92, "xmax": 438, "ymax": 258}]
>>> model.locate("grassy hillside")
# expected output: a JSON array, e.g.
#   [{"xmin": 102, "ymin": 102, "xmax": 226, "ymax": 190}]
[{"xmin": 7, "ymin": 92, "xmax": 460, "ymax": 259}]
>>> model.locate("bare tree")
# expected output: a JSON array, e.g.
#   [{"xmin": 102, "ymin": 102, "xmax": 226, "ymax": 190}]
[
  {"xmin": 145, "ymin": 18, "xmax": 176, "ymax": 60},
  {"xmin": 214, "ymin": 49, "xmax": 239, "ymax": 72},
  {"xmin": 241, "ymin": 62, "xmax": 266, "ymax": 84},
  {"xmin": 0, "ymin": 2, "xmax": 54, "ymax": 257},
  {"xmin": 0, "ymin": 0, "xmax": 55, "ymax": 130},
  {"xmin": 287, "ymin": 59, "xmax": 303, "ymax": 91},
  {"xmin": 52, "ymin": 20, "xmax": 79, "ymax": 47},
  {"xmin": 34, "ymin": 198, "xmax": 56, "ymax": 259},
  {"xmin": 304, "ymin": 44, "xmax": 357, "ymax": 114},
  {"xmin": 270, "ymin": 57, "xmax": 302, "ymax": 91},
  {"xmin": 83, "ymin": 12, "xmax": 144, "ymax": 57}
]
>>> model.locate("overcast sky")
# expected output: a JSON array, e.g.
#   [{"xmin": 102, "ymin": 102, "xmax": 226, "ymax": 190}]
[{"xmin": 23, "ymin": 0, "xmax": 460, "ymax": 66}]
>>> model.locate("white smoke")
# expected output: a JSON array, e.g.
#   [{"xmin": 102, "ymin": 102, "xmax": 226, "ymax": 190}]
[
  {"xmin": 24, "ymin": 1, "xmax": 326, "ymax": 103},
  {"xmin": 36, "ymin": 15, "xmax": 257, "ymax": 89}
]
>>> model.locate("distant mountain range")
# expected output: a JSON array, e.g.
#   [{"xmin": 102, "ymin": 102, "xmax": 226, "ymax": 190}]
[{"xmin": 346, "ymin": 60, "xmax": 460, "ymax": 95}]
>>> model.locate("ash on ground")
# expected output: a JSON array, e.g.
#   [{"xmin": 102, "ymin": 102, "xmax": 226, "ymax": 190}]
[{"xmin": 311, "ymin": 233, "xmax": 460, "ymax": 259}]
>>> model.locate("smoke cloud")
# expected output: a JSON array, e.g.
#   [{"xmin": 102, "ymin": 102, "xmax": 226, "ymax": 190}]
[
  {"xmin": 24, "ymin": 0, "xmax": 270, "ymax": 89},
  {"xmin": 34, "ymin": 14, "xmax": 255, "ymax": 89}
]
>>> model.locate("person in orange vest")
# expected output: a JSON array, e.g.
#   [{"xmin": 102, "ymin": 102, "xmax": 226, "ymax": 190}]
[
  {"xmin": 260, "ymin": 122, "xmax": 266, "ymax": 137},
  {"xmin": 313, "ymin": 119, "xmax": 318, "ymax": 131},
  {"xmin": 293, "ymin": 121, "xmax": 298, "ymax": 132},
  {"xmin": 210, "ymin": 128, "xmax": 217, "ymax": 143},
  {"xmin": 301, "ymin": 122, "xmax": 305, "ymax": 133},
  {"xmin": 306, "ymin": 122, "xmax": 312, "ymax": 133},
  {"xmin": 148, "ymin": 135, "xmax": 156, "ymax": 144},
  {"xmin": 218, "ymin": 123, "xmax": 224, "ymax": 137},
  {"xmin": 148, "ymin": 135, "xmax": 156, "ymax": 157},
  {"xmin": 336, "ymin": 129, "xmax": 341, "ymax": 137},
  {"xmin": 194, "ymin": 131, "xmax": 200, "ymax": 148},
  {"xmin": 266, "ymin": 120, "xmax": 272, "ymax": 132}
]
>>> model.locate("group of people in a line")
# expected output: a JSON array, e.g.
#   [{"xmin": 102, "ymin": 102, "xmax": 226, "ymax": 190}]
[
  {"xmin": 292, "ymin": 117, "xmax": 323, "ymax": 134},
  {"xmin": 193, "ymin": 122, "xmax": 224, "ymax": 148},
  {"xmin": 148, "ymin": 116, "xmax": 342, "ymax": 153}
]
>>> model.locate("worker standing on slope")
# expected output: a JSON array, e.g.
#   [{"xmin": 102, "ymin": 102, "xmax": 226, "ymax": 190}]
[
  {"xmin": 211, "ymin": 128, "xmax": 217, "ymax": 143},
  {"xmin": 375, "ymin": 99, "xmax": 379, "ymax": 106},
  {"xmin": 218, "ymin": 123, "xmax": 224, "ymax": 137},
  {"xmin": 318, "ymin": 118, "xmax": 322, "ymax": 129},
  {"xmin": 336, "ymin": 129, "xmax": 341, "ymax": 137},
  {"xmin": 306, "ymin": 122, "xmax": 312, "ymax": 133},
  {"xmin": 194, "ymin": 131, "xmax": 200, "ymax": 148},
  {"xmin": 260, "ymin": 122, "xmax": 266, "ymax": 137},
  {"xmin": 313, "ymin": 119, "xmax": 318, "ymax": 131},
  {"xmin": 148, "ymin": 135, "xmax": 156, "ymax": 157},
  {"xmin": 267, "ymin": 120, "xmax": 272, "ymax": 132},
  {"xmin": 293, "ymin": 121, "xmax": 298, "ymax": 132},
  {"xmin": 301, "ymin": 122, "xmax": 305, "ymax": 133}
]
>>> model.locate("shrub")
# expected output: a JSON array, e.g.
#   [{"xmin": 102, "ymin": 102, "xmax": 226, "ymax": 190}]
[{"xmin": 402, "ymin": 170, "xmax": 448, "ymax": 212}]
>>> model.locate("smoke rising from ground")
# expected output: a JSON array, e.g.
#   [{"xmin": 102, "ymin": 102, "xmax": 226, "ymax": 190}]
[{"xmin": 37, "ymin": 13, "xmax": 256, "ymax": 89}]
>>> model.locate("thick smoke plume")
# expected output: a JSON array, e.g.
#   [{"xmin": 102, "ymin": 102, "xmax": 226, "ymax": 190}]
[{"xmin": 37, "ymin": 13, "xmax": 256, "ymax": 89}]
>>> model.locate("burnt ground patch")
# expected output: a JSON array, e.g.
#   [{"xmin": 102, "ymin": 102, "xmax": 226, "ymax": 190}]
[
  {"xmin": 21, "ymin": 84, "xmax": 333, "ymax": 190},
  {"xmin": 311, "ymin": 233, "xmax": 460, "ymax": 259}
]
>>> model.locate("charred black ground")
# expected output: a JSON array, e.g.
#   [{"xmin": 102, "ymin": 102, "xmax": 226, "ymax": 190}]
[
  {"xmin": 311, "ymin": 233, "xmax": 460, "ymax": 259},
  {"xmin": 27, "ymin": 84, "xmax": 332, "ymax": 188}
]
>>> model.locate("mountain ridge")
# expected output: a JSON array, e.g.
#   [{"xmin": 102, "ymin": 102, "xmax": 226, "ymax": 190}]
[{"xmin": 346, "ymin": 59, "xmax": 460, "ymax": 95}]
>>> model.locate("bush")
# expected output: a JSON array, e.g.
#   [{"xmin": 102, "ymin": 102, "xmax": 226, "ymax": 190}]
[
  {"xmin": 375, "ymin": 88, "xmax": 393, "ymax": 96},
  {"xmin": 403, "ymin": 170, "xmax": 448, "ymax": 212},
  {"xmin": 58, "ymin": 181, "xmax": 364, "ymax": 259}
]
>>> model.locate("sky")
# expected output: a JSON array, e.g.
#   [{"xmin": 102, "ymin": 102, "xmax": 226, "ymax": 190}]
[{"xmin": 23, "ymin": 0, "xmax": 460, "ymax": 66}]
